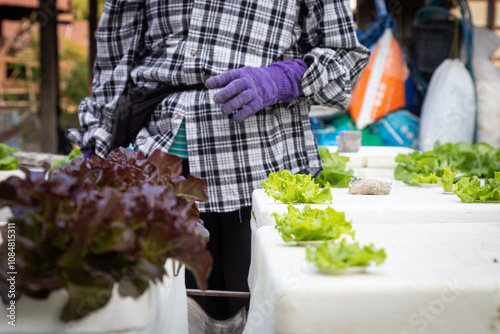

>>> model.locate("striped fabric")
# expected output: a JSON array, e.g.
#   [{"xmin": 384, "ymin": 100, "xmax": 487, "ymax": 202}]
[
  {"xmin": 68, "ymin": 0, "xmax": 370, "ymax": 213},
  {"xmin": 168, "ymin": 120, "xmax": 188, "ymax": 159}
]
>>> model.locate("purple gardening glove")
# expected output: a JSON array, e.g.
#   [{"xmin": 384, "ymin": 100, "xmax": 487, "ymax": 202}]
[
  {"xmin": 205, "ymin": 59, "xmax": 308, "ymax": 123},
  {"xmin": 82, "ymin": 149, "xmax": 96, "ymax": 159}
]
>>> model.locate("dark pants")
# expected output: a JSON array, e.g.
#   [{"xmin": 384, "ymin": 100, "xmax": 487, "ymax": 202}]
[{"xmin": 182, "ymin": 160, "xmax": 251, "ymax": 320}]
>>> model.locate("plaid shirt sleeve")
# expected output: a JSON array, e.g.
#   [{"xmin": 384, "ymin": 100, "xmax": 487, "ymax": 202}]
[
  {"xmin": 67, "ymin": 0, "xmax": 146, "ymax": 157},
  {"xmin": 300, "ymin": 0, "xmax": 370, "ymax": 109}
]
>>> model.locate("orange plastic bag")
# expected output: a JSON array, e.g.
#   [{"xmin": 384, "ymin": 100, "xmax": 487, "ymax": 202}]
[{"xmin": 348, "ymin": 28, "xmax": 407, "ymax": 129}]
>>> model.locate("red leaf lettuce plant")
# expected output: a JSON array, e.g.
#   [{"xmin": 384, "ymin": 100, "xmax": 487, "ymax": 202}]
[{"xmin": 0, "ymin": 148, "xmax": 212, "ymax": 322}]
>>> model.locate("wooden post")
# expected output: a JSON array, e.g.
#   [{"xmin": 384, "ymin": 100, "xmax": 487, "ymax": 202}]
[
  {"xmin": 491, "ymin": 0, "xmax": 497, "ymax": 30},
  {"xmin": 0, "ymin": 16, "xmax": 4, "ymax": 105},
  {"xmin": 0, "ymin": 15, "xmax": 4, "ymax": 104},
  {"xmin": 0, "ymin": 15, "xmax": 3, "ymax": 47},
  {"xmin": 89, "ymin": 0, "xmax": 98, "ymax": 95},
  {"xmin": 487, "ymin": 0, "xmax": 495, "ymax": 30},
  {"xmin": 39, "ymin": 0, "xmax": 59, "ymax": 153}
]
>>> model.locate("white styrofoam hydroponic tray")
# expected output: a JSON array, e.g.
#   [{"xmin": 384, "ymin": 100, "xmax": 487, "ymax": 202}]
[
  {"xmin": 0, "ymin": 225, "xmax": 188, "ymax": 334},
  {"xmin": 0, "ymin": 170, "xmax": 25, "ymax": 182},
  {"xmin": 245, "ymin": 223, "xmax": 500, "ymax": 334},
  {"xmin": 326, "ymin": 146, "xmax": 415, "ymax": 169},
  {"xmin": 251, "ymin": 186, "xmax": 500, "ymax": 228}
]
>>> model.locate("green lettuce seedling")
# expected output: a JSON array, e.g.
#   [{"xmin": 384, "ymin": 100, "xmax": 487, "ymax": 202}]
[
  {"xmin": 314, "ymin": 146, "xmax": 354, "ymax": 188},
  {"xmin": 51, "ymin": 147, "xmax": 84, "ymax": 169},
  {"xmin": 394, "ymin": 141, "xmax": 500, "ymax": 185},
  {"xmin": 0, "ymin": 143, "xmax": 18, "ymax": 170},
  {"xmin": 262, "ymin": 170, "xmax": 332, "ymax": 204},
  {"xmin": 273, "ymin": 204, "xmax": 354, "ymax": 243},
  {"xmin": 306, "ymin": 239, "xmax": 386, "ymax": 271},
  {"xmin": 454, "ymin": 172, "xmax": 500, "ymax": 203},
  {"xmin": 438, "ymin": 167, "xmax": 457, "ymax": 192}
]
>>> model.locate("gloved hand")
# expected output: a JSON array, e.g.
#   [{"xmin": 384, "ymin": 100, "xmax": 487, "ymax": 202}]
[
  {"xmin": 205, "ymin": 59, "xmax": 308, "ymax": 123},
  {"xmin": 82, "ymin": 149, "xmax": 96, "ymax": 159}
]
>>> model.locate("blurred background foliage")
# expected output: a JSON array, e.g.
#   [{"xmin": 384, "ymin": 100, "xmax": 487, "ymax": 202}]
[
  {"xmin": 1, "ymin": 0, "xmax": 105, "ymax": 152},
  {"xmin": 72, "ymin": 0, "xmax": 105, "ymax": 20}
]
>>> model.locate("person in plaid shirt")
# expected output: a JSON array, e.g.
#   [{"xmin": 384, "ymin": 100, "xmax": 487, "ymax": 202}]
[{"xmin": 68, "ymin": 0, "xmax": 369, "ymax": 320}]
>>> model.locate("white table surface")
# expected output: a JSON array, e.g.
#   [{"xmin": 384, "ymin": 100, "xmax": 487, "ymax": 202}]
[
  {"xmin": 252, "ymin": 187, "xmax": 500, "ymax": 227},
  {"xmin": 244, "ymin": 224, "xmax": 500, "ymax": 334}
]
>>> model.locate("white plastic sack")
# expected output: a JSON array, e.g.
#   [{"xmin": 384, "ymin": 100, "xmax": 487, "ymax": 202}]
[
  {"xmin": 142, "ymin": 260, "xmax": 189, "ymax": 334},
  {"xmin": 471, "ymin": 26, "xmax": 500, "ymax": 147},
  {"xmin": 418, "ymin": 59, "xmax": 476, "ymax": 152}
]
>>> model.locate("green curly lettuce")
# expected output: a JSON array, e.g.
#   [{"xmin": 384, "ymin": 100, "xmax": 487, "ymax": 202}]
[
  {"xmin": 394, "ymin": 141, "xmax": 500, "ymax": 186},
  {"xmin": 273, "ymin": 204, "xmax": 354, "ymax": 242},
  {"xmin": 262, "ymin": 170, "xmax": 332, "ymax": 204},
  {"xmin": 454, "ymin": 172, "xmax": 500, "ymax": 203},
  {"xmin": 0, "ymin": 143, "xmax": 18, "ymax": 170},
  {"xmin": 314, "ymin": 146, "xmax": 354, "ymax": 188},
  {"xmin": 410, "ymin": 172, "xmax": 440, "ymax": 185},
  {"xmin": 306, "ymin": 238, "xmax": 386, "ymax": 271},
  {"xmin": 51, "ymin": 148, "xmax": 83, "ymax": 169},
  {"xmin": 438, "ymin": 167, "xmax": 457, "ymax": 192}
]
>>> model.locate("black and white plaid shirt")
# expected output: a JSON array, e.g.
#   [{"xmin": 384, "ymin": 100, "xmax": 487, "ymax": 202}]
[{"xmin": 68, "ymin": 0, "xmax": 369, "ymax": 213}]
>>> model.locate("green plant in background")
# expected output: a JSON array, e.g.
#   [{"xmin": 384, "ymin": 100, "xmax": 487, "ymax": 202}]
[
  {"xmin": 314, "ymin": 146, "xmax": 354, "ymax": 188},
  {"xmin": 72, "ymin": 0, "xmax": 105, "ymax": 20},
  {"xmin": 51, "ymin": 148, "xmax": 83, "ymax": 169},
  {"xmin": 394, "ymin": 148, "xmax": 454, "ymax": 186},
  {"xmin": 262, "ymin": 170, "xmax": 332, "ymax": 204},
  {"xmin": 394, "ymin": 141, "xmax": 500, "ymax": 186},
  {"xmin": 24, "ymin": 31, "xmax": 89, "ymax": 114},
  {"xmin": 0, "ymin": 144, "xmax": 19, "ymax": 170},
  {"xmin": 306, "ymin": 239, "xmax": 386, "ymax": 271},
  {"xmin": 273, "ymin": 204, "xmax": 355, "ymax": 243},
  {"xmin": 59, "ymin": 39, "xmax": 89, "ymax": 112}
]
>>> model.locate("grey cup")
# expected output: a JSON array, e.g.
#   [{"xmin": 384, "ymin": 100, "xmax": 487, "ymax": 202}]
[{"xmin": 336, "ymin": 130, "xmax": 362, "ymax": 152}]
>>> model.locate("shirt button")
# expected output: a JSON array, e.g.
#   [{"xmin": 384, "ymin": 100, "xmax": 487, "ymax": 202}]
[
  {"xmin": 190, "ymin": 50, "xmax": 197, "ymax": 57},
  {"xmin": 173, "ymin": 113, "xmax": 180, "ymax": 119}
]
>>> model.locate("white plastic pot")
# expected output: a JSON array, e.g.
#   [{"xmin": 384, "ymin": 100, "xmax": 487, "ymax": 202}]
[
  {"xmin": 0, "ymin": 281, "xmax": 167, "ymax": 334},
  {"xmin": 0, "ymin": 226, "xmax": 187, "ymax": 334}
]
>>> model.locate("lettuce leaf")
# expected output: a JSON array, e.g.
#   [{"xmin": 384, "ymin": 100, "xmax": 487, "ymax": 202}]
[
  {"xmin": 438, "ymin": 167, "xmax": 456, "ymax": 192},
  {"xmin": 0, "ymin": 143, "xmax": 18, "ymax": 170},
  {"xmin": 454, "ymin": 172, "xmax": 500, "ymax": 203},
  {"xmin": 262, "ymin": 170, "xmax": 332, "ymax": 204},
  {"xmin": 488, "ymin": 171, "xmax": 500, "ymax": 189},
  {"xmin": 314, "ymin": 146, "xmax": 354, "ymax": 188},
  {"xmin": 410, "ymin": 172, "xmax": 440, "ymax": 185},
  {"xmin": 273, "ymin": 204, "xmax": 354, "ymax": 242},
  {"xmin": 50, "ymin": 148, "xmax": 83, "ymax": 169},
  {"xmin": 394, "ymin": 141, "xmax": 500, "ymax": 185},
  {"xmin": 306, "ymin": 239, "xmax": 386, "ymax": 271}
]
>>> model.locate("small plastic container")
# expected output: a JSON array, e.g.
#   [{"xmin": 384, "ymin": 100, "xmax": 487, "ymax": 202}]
[{"xmin": 336, "ymin": 130, "xmax": 362, "ymax": 153}]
